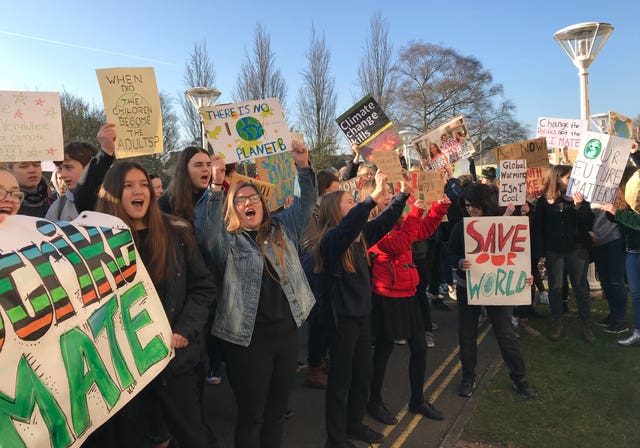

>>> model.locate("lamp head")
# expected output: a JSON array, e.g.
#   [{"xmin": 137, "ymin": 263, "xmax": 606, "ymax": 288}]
[{"xmin": 553, "ymin": 22, "xmax": 613, "ymax": 71}]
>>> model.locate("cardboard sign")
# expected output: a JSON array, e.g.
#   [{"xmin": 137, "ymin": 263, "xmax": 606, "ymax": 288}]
[
  {"xmin": 495, "ymin": 137, "xmax": 549, "ymax": 198},
  {"xmin": 337, "ymin": 95, "xmax": 402, "ymax": 165},
  {"xmin": 0, "ymin": 212, "xmax": 173, "ymax": 447},
  {"xmin": 411, "ymin": 115, "xmax": 475, "ymax": 170},
  {"xmin": 568, "ymin": 131, "xmax": 633, "ymax": 204},
  {"xmin": 417, "ymin": 171, "xmax": 445, "ymax": 205},
  {"xmin": 536, "ymin": 117, "xmax": 587, "ymax": 152},
  {"xmin": 372, "ymin": 150, "xmax": 404, "ymax": 182},
  {"xmin": 200, "ymin": 98, "xmax": 291, "ymax": 164},
  {"xmin": 0, "ymin": 91, "xmax": 63, "ymax": 162},
  {"xmin": 255, "ymin": 152, "xmax": 296, "ymax": 210},
  {"xmin": 463, "ymin": 216, "xmax": 531, "ymax": 306},
  {"xmin": 498, "ymin": 159, "xmax": 527, "ymax": 206},
  {"xmin": 96, "ymin": 67, "xmax": 163, "ymax": 158},
  {"xmin": 228, "ymin": 172, "xmax": 275, "ymax": 205},
  {"xmin": 608, "ymin": 111, "xmax": 633, "ymax": 139}
]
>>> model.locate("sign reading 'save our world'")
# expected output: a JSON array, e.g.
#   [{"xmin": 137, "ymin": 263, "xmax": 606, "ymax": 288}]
[
  {"xmin": 567, "ymin": 131, "xmax": 633, "ymax": 204},
  {"xmin": 0, "ymin": 213, "xmax": 173, "ymax": 447},
  {"xmin": 200, "ymin": 98, "xmax": 292, "ymax": 163},
  {"xmin": 463, "ymin": 216, "xmax": 531, "ymax": 306}
]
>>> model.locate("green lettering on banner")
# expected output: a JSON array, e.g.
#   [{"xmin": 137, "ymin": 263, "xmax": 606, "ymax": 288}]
[
  {"xmin": 60, "ymin": 328, "xmax": 121, "ymax": 437},
  {"xmin": 88, "ymin": 296, "xmax": 135, "ymax": 389},
  {"xmin": 0, "ymin": 356, "xmax": 73, "ymax": 448},
  {"xmin": 121, "ymin": 282, "xmax": 169, "ymax": 374}
]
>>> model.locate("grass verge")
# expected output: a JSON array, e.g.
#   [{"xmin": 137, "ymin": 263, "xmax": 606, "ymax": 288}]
[{"xmin": 463, "ymin": 297, "xmax": 640, "ymax": 448}]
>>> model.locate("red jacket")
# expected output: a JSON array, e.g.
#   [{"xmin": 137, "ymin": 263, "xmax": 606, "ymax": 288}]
[{"xmin": 369, "ymin": 200, "xmax": 449, "ymax": 298}]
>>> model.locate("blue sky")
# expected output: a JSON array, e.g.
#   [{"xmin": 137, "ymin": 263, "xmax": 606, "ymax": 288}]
[{"xmin": 1, "ymin": 0, "xmax": 637, "ymax": 147}]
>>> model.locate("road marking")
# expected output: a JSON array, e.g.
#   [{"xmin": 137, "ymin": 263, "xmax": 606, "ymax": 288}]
[{"xmin": 389, "ymin": 324, "xmax": 493, "ymax": 447}]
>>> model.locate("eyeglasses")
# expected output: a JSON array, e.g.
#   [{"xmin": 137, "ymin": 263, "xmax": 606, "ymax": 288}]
[
  {"xmin": 233, "ymin": 193, "xmax": 261, "ymax": 206},
  {"xmin": 464, "ymin": 202, "xmax": 478, "ymax": 210},
  {"xmin": 0, "ymin": 187, "xmax": 25, "ymax": 203}
]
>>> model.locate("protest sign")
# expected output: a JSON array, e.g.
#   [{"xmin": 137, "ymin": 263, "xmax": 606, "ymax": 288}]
[
  {"xmin": 417, "ymin": 170, "xmax": 445, "ymax": 205},
  {"xmin": 463, "ymin": 216, "xmax": 531, "ymax": 306},
  {"xmin": 411, "ymin": 115, "xmax": 475, "ymax": 170},
  {"xmin": 498, "ymin": 159, "xmax": 527, "ymax": 206},
  {"xmin": 96, "ymin": 68, "xmax": 163, "ymax": 158},
  {"xmin": 0, "ymin": 91, "xmax": 63, "ymax": 162},
  {"xmin": 339, "ymin": 176, "xmax": 365, "ymax": 201},
  {"xmin": 336, "ymin": 95, "xmax": 402, "ymax": 165},
  {"xmin": 229, "ymin": 172, "xmax": 275, "ymax": 205},
  {"xmin": 625, "ymin": 170, "xmax": 640, "ymax": 213},
  {"xmin": 256, "ymin": 152, "xmax": 296, "ymax": 210},
  {"xmin": 495, "ymin": 137, "xmax": 549, "ymax": 198},
  {"xmin": 608, "ymin": 111, "xmax": 633, "ymax": 139},
  {"xmin": 567, "ymin": 131, "xmax": 633, "ymax": 204},
  {"xmin": 372, "ymin": 150, "xmax": 404, "ymax": 182},
  {"xmin": 200, "ymin": 98, "xmax": 291, "ymax": 164},
  {"xmin": 0, "ymin": 212, "xmax": 173, "ymax": 447},
  {"xmin": 536, "ymin": 117, "xmax": 587, "ymax": 153}
]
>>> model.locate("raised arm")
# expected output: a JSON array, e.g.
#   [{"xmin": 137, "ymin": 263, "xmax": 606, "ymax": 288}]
[{"xmin": 74, "ymin": 123, "xmax": 116, "ymax": 212}]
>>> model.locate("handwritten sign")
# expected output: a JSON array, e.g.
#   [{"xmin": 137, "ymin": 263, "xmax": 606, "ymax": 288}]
[
  {"xmin": 498, "ymin": 159, "xmax": 527, "ymax": 206},
  {"xmin": 372, "ymin": 150, "xmax": 403, "ymax": 182},
  {"xmin": 495, "ymin": 137, "xmax": 549, "ymax": 198},
  {"xmin": 0, "ymin": 212, "xmax": 173, "ymax": 447},
  {"xmin": 463, "ymin": 216, "xmax": 531, "ymax": 305},
  {"xmin": 411, "ymin": 115, "xmax": 475, "ymax": 170},
  {"xmin": 229, "ymin": 172, "xmax": 275, "ymax": 205},
  {"xmin": 536, "ymin": 117, "xmax": 587, "ymax": 152},
  {"xmin": 337, "ymin": 95, "xmax": 402, "ymax": 165},
  {"xmin": 0, "ymin": 91, "xmax": 63, "ymax": 162},
  {"xmin": 200, "ymin": 98, "xmax": 291, "ymax": 164},
  {"xmin": 256, "ymin": 152, "xmax": 296, "ymax": 210},
  {"xmin": 96, "ymin": 68, "xmax": 163, "ymax": 158},
  {"xmin": 567, "ymin": 131, "xmax": 633, "ymax": 204}
]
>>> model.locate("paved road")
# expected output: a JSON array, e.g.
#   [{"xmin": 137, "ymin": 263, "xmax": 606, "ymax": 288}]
[{"xmin": 203, "ymin": 298, "xmax": 505, "ymax": 448}]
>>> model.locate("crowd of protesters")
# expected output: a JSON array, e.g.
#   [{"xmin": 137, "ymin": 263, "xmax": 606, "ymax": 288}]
[{"xmin": 1, "ymin": 123, "xmax": 639, "ymax": 448}]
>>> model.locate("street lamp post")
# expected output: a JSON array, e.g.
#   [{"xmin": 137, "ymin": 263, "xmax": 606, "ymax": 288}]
[
  {"xmin": 554, "ymin": 22, "xmax": 613, "ymax": 293},
  {"xmin": 184, "ymin": 87, "xmax": 221, "ymax": 152},
  {"xmin": 553, "ymin": 22, "xmax": 614, "ymax": 128}
]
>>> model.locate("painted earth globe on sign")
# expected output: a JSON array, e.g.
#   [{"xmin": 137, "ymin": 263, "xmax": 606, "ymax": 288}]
[{"xmin": 236, "ymin": 117, "xmax": 265, "ymax": 141}]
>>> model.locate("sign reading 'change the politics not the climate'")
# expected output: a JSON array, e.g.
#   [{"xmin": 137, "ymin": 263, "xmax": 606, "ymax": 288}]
[
  {"xmin": 0, "ymin": 213, "xmax": 173, "ymax": 448},
  {"xmin": 463, "ymin": 216, "xmax": 531, "ymax": 306},
  {"xmin": 200, "ymin": 98, "xmax": 292, "ymax": 164}
]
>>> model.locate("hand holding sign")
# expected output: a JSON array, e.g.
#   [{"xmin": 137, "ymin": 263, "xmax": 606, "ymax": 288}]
[
  {"xmin": 371, "ymin": 171, "xmax": 389, "ymax": 203},
  {"xmin": 97, "ymin": 123, "xmax": 117, "ymax": 156},
  {"xmin": 211, "ymin": 155, "xmax": 226, "ymax": 186},
  {"xmin": 291, "ymin": 139, "xmax": 309, "ymax": 167}
]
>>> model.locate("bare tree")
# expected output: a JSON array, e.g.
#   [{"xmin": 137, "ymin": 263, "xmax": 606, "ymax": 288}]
[
  {"xmin": 60, "ymin": 92, "xmax": 105, "ymax": 147},
  {"xmin": 234, "ymin": 23, "xmax": 287, "ymax": 106},
  {"xmin": 394, "ymin": 42, "xmax": 527, "ymax": 145},
  {"xmin": 297, "ymin": 27, "xmax": 338, "ymax": 169},
  {"xmin": 357, "ymin": 11, "xmax": 396, "ymax": 113},
  {"xmin": 180, "ymin": 40, "xmax": 216, "ymax": 145}
]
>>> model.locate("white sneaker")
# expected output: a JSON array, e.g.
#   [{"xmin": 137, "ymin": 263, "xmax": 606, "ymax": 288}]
[
  {"xmin": 539, "ymin": 291, "xmax": 549, "ymax": 305},
  {"xmin": 394, "ymin": 339, "xmax": 407, "ymax": 345},
  {"xmin": 425, "ymin": 332, "xmax": 435, "ymax": 348}
]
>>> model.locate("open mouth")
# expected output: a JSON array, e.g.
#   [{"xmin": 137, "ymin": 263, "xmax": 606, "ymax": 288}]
[
  {"xmin": 245, "ymin": 209, "xmax": 256, "ymax": 218},
  {"xmin": 0, "ymin": 206, "xmax": 14, "ymax": 214},
  {"xmin": 131, "ymin": 199, "xmax": 145, "ymax": 209}
]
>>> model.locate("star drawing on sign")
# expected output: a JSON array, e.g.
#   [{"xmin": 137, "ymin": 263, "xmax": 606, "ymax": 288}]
[
  {"xmin": 13, "ymin": 92, "xmax": 26, "ymax": 105},
  {"xmin": 14, "ymin": 110, "xmax": 23, "ymax": 119},
  {"xmin": 35, "ymin": 98, "xmax": 46, "ymax": 107},
  {"xmin": 47, "ymin": 147, "xmax": 57, "ymax": 155},
  {"xmin": 44, "ymin": 107, "xmax": 57, "ymax": 118}
]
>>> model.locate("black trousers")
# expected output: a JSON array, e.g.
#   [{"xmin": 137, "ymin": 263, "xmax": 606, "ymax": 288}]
[
  {"xmin": 325, "ymin": 315, "xmax": 372, "ymax": 446},
  {"xmin": 223, "ymin": 322, "xmax": 298, "ymax": 448},
  {"xmin": 307, "ymin": 311, "xmax": 330, "ymax": 368},
  {"xmin": 457, "ymin": 286, "xmax": 526, "ymax": 383},
  {"xmin": 415, "ymin": 256, "xmax": 434, "ymax": 331},
  {"xmin": 370, "ymin": 331, "xmax": 427, "ymax": 407}
]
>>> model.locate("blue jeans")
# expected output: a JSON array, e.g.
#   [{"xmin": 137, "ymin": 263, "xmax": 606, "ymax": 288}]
[
  {"xmin": 546, "ymin": 249, "xmax": 591, "ymax": 321},
  {"xmin": 591, "ymin": 239, "xmax": 628, "ymax": 322},
  {"xmin": 627, "ymin": 253, "xmax": 640, "ymax": 330}
]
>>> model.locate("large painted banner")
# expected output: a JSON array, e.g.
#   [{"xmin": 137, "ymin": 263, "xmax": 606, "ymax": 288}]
[
  {"xmin": 0, "ymin": 213, "xmax": 173, "ymax": 447},
  {"xmin": 336, "ymin": 95, "xmax": 402, "ymax": 166},
  {"xmin": 567, "ymin": 131, "xmax": 633, "ymax": 204},
  {"xmin": 96, "ymin": 67, "xmax": 163, "ymax": 158},
  {"xmin": 463, "ymin": 216, "xmax": 531, "ymax": 306},
  {"xmin": 411, "ymin": 115, "xmax": 475, "ymax": 171},
  {"xmin": 200, "ymin": 98, "xmax": 291, "ymax": 164},
  {"xmin": 255, "ymin": 152, "xmax": 296, "ymax": 210},
  {"xmin": 495, "ymin": 137, "xmax": 550, "ymax": 198},
  {"xmin": 0, "ymin": 91, "xmax": 64, "ymax": 162}
]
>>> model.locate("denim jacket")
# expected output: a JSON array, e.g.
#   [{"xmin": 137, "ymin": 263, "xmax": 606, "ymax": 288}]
[{"xmin": 195, "ymin": 166, "xmax": 317, "ymax": 347}]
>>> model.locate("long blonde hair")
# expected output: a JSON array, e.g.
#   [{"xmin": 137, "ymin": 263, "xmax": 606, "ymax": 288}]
[
  {"xmin": 223, "ymin": 182, "xmax": 287, "ymax": 275},
  {"xmin": 313, "ymin": 190, "xmax": 369, "ymax": 274}
]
